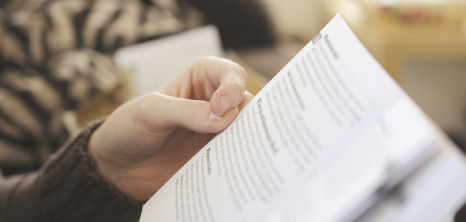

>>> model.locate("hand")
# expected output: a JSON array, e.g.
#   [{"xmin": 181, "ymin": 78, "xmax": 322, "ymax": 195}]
[{"xmin": 88, "ymin": 57, "xmax": 253, "ymax": 201}]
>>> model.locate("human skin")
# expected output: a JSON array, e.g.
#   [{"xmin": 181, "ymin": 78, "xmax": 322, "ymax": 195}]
[{"xmin": 88, "ymin": 57, "xmax": 253, "ymax": 201}]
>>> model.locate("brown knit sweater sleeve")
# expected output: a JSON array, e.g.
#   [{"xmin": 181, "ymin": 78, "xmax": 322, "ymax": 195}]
[{"xmin": 0, "ymin": 119, "xmax": 144, "ymax": 222}]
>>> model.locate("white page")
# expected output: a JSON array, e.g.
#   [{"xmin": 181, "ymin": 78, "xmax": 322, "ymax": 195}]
[
  {"xmin": 356, "ymin": 139, "xmax": 466, "ymax": 222},
  {"xmin": 139, "ymin": 14, "xmax": 448, "ymax": 222},
  {"xmin": 264, "ymin": 97, "xmax": 438, "ymax": 222},
  {"xmin": 114, "ymin": 26, "xmax": 222, "ymax": 97}
]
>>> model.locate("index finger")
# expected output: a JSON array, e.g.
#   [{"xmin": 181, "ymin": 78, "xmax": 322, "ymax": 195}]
[{"xmin": 196, "ymin": 57, "xmax": 248, "ymax": 117}]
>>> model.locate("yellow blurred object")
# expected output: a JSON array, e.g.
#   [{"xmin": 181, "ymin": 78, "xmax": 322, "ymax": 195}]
[
  {"xmin": 324, "ymin": 0, "xmax": 466, "ymax": 82},
  {"xmin": 359, "ymin": 0, "xmax": 466, "ymax": 32},
  {"xmin": 76, "ymin": 86, "xmax": 124, "ymax": 128}
]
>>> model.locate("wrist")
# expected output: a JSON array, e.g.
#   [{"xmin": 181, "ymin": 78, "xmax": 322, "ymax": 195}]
[{"xmin": 88, "ymin": 128, "xmax": 136, "ymax": 200}]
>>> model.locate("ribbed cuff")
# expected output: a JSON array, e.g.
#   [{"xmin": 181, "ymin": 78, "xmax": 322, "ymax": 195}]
[{"xmin": 35, "ymin": 118, "xmax": 144, "ymax": 222}]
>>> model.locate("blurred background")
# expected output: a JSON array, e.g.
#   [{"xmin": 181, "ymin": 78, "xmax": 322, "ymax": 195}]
[
  {"xmin": 1, "ymin": 0, "xmax": 466, "ymax": 219},
  {"xmin": 64, "ymin": 0, "xmax": 466, "ymax": 150},
  {"xmin": 250, "ymin": 0, "xmax": 466, "ymax": 158},
  {"xmin": 259, "ymin": 2, "xmax": 466, "ymax": 220},
  {"xmin": 2, "ymin": 0, "xmax": 462, "ymax": 152}
]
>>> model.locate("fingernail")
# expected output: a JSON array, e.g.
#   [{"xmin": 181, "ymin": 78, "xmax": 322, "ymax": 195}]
[
  {"xmin": 218, "ymin": 96, "xmax": 231, "ymax": 116},
  {"xmin": 209, "ymin": 112, "xmax": 222, "ymax": 122}
]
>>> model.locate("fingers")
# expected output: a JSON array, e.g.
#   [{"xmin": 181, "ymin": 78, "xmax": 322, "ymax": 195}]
[
  {"xmin": 141, "ymin": 93, "xmax": 239, "ymax": 133},
  {"xmin": 139, "ymin": 91, "xmax": 254, "ymax": 134},
  {"xmin": 146, "ymin": 57, "xmax": 252, "ymax": 132},
  {"xmin": 158, "ymin": 57, "xmax": 248, "ymax": 117},
  {"xmin": 193, "ymin": 57, "xmax": 248, "ymax": 117}
]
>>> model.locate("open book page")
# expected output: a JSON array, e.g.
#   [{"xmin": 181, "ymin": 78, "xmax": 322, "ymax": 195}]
[
  {"xmin": 356, "ymin": 143, "xmax": 466, "ymax": 222},
  {"xmin": 140, "ymin": 14, "xmax": 445, "ymax": 222},
  {"xmin": 264, "ymin": 97, "xmax": 441, "ymax": 222}
]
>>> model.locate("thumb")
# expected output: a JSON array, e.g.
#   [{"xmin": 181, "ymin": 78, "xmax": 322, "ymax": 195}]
[{"xmin": 147, "ymin": 93, "xmax": 239, "ymax": 133}]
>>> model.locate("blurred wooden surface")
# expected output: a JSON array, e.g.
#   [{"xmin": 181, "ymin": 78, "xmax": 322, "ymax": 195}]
[
  {"xmin": 323, "ymin": 1, "xmax": 466, "ymax": 83},
  {"xmin": 352, "ymin": 27, "xmax": 466, "ymax": 83}
]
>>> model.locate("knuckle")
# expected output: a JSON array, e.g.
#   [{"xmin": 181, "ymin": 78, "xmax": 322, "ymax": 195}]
[
  {"xmin": 223, "ymin": 81, "xmax": 244, "ymax": 95},
  {"xmin": 136, "ymin": 93, "xmax": 162, "ymax": 125},
  {"xmin": 236, "ymin": 64, "xmax": 248, "ymax": 78},
  {"xmin": 226, "ymin": 62, "xmax": 247, "ymax": 77},
  {"xmin": 198, "ymin": 56, "xmax": 219, "ymax": 64},
  {"xmin": 232, "ymin": 68, "xmax": 248, "ymax": 86},
  {"xmin": 223, "ymin": 64, "xmax": 247, "ymax": 87},
  {"xmin": 136, "ymin": 96, "xmax": 151, "ymax": 118},
  {"xmin": 198, "ymin": 56, "xmax": 247, "ymax": 80},
  {"xmin": 184, "ymin": 100, "xmax": 206, "ymax": 119}
]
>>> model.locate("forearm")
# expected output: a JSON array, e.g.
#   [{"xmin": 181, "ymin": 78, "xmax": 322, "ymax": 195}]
[{"xmin": 0, "ymin": 119, "xmax": 144, "ymax": 222}]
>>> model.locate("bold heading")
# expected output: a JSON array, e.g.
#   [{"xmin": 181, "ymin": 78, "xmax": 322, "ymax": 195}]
[{"xmin": 257, "ymin": 99, "xmax": 278, "ymax": 154}]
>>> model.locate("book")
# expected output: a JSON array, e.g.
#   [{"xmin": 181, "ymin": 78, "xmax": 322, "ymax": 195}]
[
  {"xmin": 115, "ymin": 26, "xmax": 222, "ymax": 98},
  {"xmin": 139, "ymin": 14, "xmax": 466, "ymax": 222}
]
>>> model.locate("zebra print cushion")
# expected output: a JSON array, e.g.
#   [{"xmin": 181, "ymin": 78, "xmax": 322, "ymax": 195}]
[
  {"xmin": 0, "ymin": 0, "xmax": 187, "ymax": 68},
  {"xmin": 0, "ymin": 0, "xmax": 189, "ymax": 175},
  {"xmin": 0, "ymin": 0, "xmax": 275, "ymax": 176}
]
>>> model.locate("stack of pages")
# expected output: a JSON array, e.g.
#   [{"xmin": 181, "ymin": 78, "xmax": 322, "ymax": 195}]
[{"xmin": 140, "ymin": 15, "xmax": 466, "ymax": 222}]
